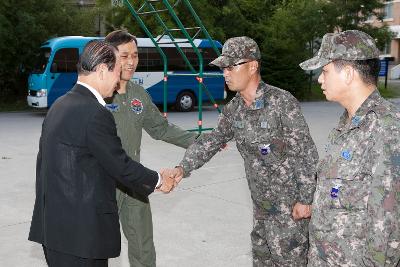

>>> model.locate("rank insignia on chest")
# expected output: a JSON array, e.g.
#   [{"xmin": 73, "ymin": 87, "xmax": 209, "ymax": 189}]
[
  {"xmin": 233, "ymin": 120, "xmax": 244, "ymax": 128},
  {"xmin": 131, "ymin": 98, "xmax": 143, "ymax": 114},
  {"xmin": 259, "ymin": 143, "xmax": 271, "ymax": 155},
  {"xmin": 255, "ymin": 99, "xmax": 264, "ymax": 109},
  {"xmin": 105, "ymin": 103, "xmax": 120, "ymax": 112},
  {"xmin": 324, "ymin": 143, "xmax": 331, "ymax": 153},
  {"xmin": 260, "ymin": 121, "xmax": 268, "ymax": 129}
]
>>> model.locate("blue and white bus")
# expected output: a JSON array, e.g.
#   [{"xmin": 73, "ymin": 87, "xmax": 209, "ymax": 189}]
[{"xmin": 27, "ymin": 36, "xmax": 225, "ymax": 111}]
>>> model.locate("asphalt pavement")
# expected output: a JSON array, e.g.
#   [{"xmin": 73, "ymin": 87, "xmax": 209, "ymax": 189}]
[{"xmin": 0, "ymin": 99, "xmax": 398, "ymax": 266}]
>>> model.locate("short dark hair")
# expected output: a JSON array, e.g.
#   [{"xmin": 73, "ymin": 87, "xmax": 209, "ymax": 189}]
[
  {"xmin": 77, "ymin": 40, "xmax": 118, "ymax": 75},
  {"xmin": 256, "ymin": 59, "xmax": 261, "ymax": 74},
  {"xmin": 333, "ymin": 58, "xmax": 380, "ymax": 85},
  {"xmin": 105, "ymin": 30, "xmax": 137, "ymax": 47}
]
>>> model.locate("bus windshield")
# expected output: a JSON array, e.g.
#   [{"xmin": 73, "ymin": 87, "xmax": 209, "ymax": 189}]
[{"xmin": 31, "ymin": 48, "xmax": 51, "ymax": 74}]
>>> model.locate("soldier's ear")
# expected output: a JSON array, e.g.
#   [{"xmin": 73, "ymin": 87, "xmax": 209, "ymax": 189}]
[
  {"xmin": 343, "ymin": 65, "xmax": 354, "ymax": 85},
  {"xmin": 250, "ymin": 61, "xmax": 258, "ymax": 74}
]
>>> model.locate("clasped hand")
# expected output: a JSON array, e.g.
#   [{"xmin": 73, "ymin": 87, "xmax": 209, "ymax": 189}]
[
  {"xmin": 157, "ymin": 167, "xmax": 184, "ymax": 193},
  {"xmin": 292, "ymin": 202, "xmax": 312, "ymax": 220}
]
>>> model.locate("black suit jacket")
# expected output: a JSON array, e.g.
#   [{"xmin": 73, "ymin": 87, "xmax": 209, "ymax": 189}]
[{"xmin": 28, "ymin": 84, "xmax": 158, "ymax": 259}]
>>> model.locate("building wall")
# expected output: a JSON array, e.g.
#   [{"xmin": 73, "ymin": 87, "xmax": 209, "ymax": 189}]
[{"xmin": 366, "ymin": 1, "xmax": 400, "ymax": 63}]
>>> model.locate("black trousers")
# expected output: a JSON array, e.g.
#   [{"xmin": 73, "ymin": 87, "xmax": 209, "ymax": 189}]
[{"xmin": 42, "ymin": 246, "xmax": 108, "ymax": 267}]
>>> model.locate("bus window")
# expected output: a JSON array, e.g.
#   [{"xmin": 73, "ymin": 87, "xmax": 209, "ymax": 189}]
[
  {"xmin": 137, "ymin": 46, "xmax": 221, "ymax": 72},
  {"xmin": 202, "ymin": 48, "xmax": 220, "ymax": 71},
  {"xmin": 146, "ymin": 47, "xmax": 163, "ymax": 71},
  {"xmin": 184, "ymin": 48, "xmax": 196, "ymax": 62},
  {"xmin": 137, "ymin": 47, "xmax": 148, "ymax": 72},
  {"xmin": 32, "ymin": 48, "xmax": 51, "ymax": 74},
  {"xmin": 50, "ymin": 48, "xmax": 79, "ymax": 73},
  {"xmin": 163, "ymin": 47, "xmax": 185, "ymax": 71}
]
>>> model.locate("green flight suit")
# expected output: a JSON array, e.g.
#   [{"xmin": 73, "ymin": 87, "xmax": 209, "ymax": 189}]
[{"xmin": 106, "ymin": 81, "xmax": 197, "ymax": 267}]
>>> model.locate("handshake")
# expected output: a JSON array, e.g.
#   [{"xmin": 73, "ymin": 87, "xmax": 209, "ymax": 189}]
[{"xmin": 156, "ymin": 166, "xmax": 184, "ymax": 193}]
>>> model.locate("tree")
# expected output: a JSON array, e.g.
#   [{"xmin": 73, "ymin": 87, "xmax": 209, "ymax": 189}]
[
  {"xmin": 262, "ymin": 0, "xmax": 392, "ymax": 98},
  {"xmin": 261, "ymin": 0, "xmax": 326, "ymax": 98},
  {"xmin": 0, "ymin": 0, "xmax": 97, "ymax": 99},
  {"xmin": 320, "ymin": 0, "xmax": 392, "ymax": 49},
  {"xmin": 3, "ymin": 0, "xmax": 390, "ymax": 102}
]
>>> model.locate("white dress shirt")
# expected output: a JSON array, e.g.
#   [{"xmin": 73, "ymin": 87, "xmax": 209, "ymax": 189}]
[{"xmin": 77, "ymin": 81, "xmax": 106, "ymax": 106}]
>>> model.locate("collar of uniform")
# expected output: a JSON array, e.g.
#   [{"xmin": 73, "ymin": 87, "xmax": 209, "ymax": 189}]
[
  {"xmin": 238, "ymin": 81, "xmax": 266, "ymax": 110},
  {"xmin": 336, "ymin": 89, "xmax": 381, "ymax": 131}
]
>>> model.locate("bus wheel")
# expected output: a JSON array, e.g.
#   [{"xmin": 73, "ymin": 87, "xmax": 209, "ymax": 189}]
[{"xmin": 176, "ymin": 91, "xmax": 195, "ymax": 112}]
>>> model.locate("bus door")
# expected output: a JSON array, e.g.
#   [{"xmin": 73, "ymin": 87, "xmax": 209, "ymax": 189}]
[
  {"xmin": 28, "ymin": 48, "xmax": 51, "ymax": 108},
  {"xmin": 47, "ymin": 48, "xmax": 79, "ymax": 106}
]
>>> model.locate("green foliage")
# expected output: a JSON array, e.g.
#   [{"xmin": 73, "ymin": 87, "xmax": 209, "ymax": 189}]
[
  {"xmin": 95, "ymin": 0, "xmax": 389, "ymax": 99},
  {"xmin": 0, "ymin": 0, "xmax": 394, "ymax": 102},
  {"xmin": 319, "ymin": 0, "xmax": 392, "ymax": 49},
  {"xmin": 262, "ymin": 0, "xmax": 326, "ymax": 98},
  {"xmin": 0, "ymin": 0, "xmax": 97, "ymax": 99}
]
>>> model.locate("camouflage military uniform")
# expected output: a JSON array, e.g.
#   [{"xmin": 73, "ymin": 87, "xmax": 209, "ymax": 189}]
[
  {"xmin": 179, "ymin": 81, "xmax": 318, "ymax": 266},
  {"xmin": 106, "ymin": 81, "xmax": 197, "ymax": 267},
  {"xmin": 308, "ymin": 91, "xmax": 400, "ymax": 266},
  {"xmin": 299, "ymin": 29, "xmax": 400, "ymax": 267}
]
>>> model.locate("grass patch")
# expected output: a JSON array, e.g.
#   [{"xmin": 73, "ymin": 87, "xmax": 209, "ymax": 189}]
[
  {"xmin": 297, "ymin": 83, "xmax": 326, "ymax": 102},
  {"xmin": 0, "ymin": 96, "xmax": 36, "ymax": 112},
  {"xmin": 377, "ymin": 81, "xmax": 400, "ymax": 99},
  {"xmin": 299, "ymin": 81, "xmax": 400, "ymax": 101}
]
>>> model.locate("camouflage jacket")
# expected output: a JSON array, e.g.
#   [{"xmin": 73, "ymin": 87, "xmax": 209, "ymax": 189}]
[
  {"xmin": 179, "ymin": 81, "xmax": 318, "ymax": 218},
  {"xmin": 309, "ymin": 90, "xmax": 400, "ymax": 266},
  {"xmin": 106, "ymin": 81, "xmax": 197, "ymax": 163}
]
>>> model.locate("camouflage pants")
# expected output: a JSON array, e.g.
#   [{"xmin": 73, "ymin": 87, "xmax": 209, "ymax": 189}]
[{"xmin": 251, "ymin": 217, "xmax": 309, "ymax": 267}]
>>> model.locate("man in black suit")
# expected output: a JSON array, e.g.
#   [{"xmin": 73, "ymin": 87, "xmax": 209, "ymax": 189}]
[{"xmin": 28, "ymin": 40, "xmax": 175, "ymax": 267}]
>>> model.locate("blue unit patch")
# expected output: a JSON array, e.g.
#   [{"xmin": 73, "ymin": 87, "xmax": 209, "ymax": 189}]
[
  {"xmin": 105, "ymin": 103, "xmax": 120, "ymax": 112},
  {"xmin": 330, "ymin": 186, "xmax": 340, "ymax": 198},
  {"xmin": 259, "ymin": 144, "xmax": 271, "ymax": 155},
  {"xmin": 351, "ymin": 115, "xmax": 361, "ymax": 127},
  {"xmin": 255, "ymin": 99, "xmax": 264, "ymax": 109},
  {"xmin": 341, "ymin": 149, "xmax": 352, "ymax": 161}
]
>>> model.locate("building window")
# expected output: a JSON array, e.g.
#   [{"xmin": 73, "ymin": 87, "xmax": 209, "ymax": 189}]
[{"xmin": 384, "ymin": 2, "xmax": 393, "ymax": 19}]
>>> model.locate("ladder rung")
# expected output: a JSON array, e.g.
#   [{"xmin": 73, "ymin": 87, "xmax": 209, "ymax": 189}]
[
  {"xmin": 168, "ymin": 27, "xmax": 200, "ymax": 31},
  {"xmin": 157, "ymin": 40, "xmax": 190, "ymax": 44},
  {"xmin": 137, "ymin": 0, "xmax": 182, "ymax": 15},
  {"xmin": 137, "ymin": 9, "xmax": 169, "ymax": 15}
]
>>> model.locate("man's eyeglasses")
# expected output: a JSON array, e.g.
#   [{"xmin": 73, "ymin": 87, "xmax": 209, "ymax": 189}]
[{"xmin": 221, "ymin": 61, "xmax": 250, "ymax": 71}]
